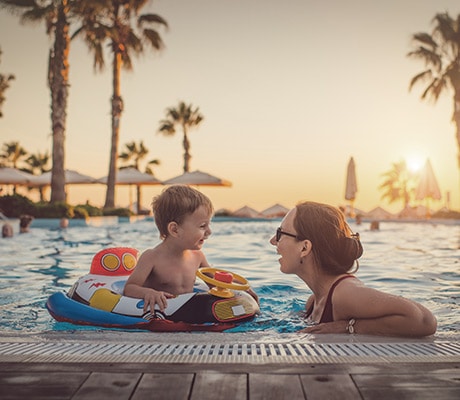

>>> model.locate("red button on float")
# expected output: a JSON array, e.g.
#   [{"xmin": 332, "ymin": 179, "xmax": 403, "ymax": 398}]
[{"xmin": 214, "ymin": 271, "xmax": 233, "ymax": 283}]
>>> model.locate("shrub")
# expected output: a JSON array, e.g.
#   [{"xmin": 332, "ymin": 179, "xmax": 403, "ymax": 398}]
[
  {"xmin": 0, "ymin": 194, "xmax": 36, "ymax": 218},
  {"xmin": 73, "ymin": 206, "xmax": 89, "ymax": 219},
  {"xmin": 102, "ymin": 207, "xmax": 132, "ymax": 217},
  {"xmin": 35, "ymin": 201, "xmax": 74, "ymax": 218},
  {"xmin": 75, "ymin": 203, "xmax": 103, "ymax": 217}
]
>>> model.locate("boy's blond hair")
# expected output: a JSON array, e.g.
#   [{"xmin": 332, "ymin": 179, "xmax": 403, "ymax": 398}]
[{"xmin": 152, "ymin": 185, "xmax": 214, "ymax": 238}]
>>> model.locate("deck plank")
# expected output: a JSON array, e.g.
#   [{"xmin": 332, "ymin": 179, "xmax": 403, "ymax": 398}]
[
  {"xmin": 190, "ymin": 372, "xmax": 247, "ymax": 400},
  {"xmin": 300, "ymin": 374, "xmax": 361, "ymax": 400},
  {"xmin": 249, "ymin": 373, "xmax": 305, "ymax": 400},
  {"xmin": 353, "ymin": 372, "xmax": 460, "ymax": 387},
  {"xmin": 0, "ymin": 371, "xmax": 89, "ymax": 400},
  {"xmin": 71, "ymin": 372, "xmax": 141, "ymax": 400},
  {"xmin": 0, "ymin": 361, "xmax": 459, "ymax": 400},
  {"xmin": 131, "ymin": 373, "xmax": 194, "ymax": 400},
  {"xmin": 359, "ymin": 387, "xmax": 460, "ymax": 400},
  {"xmin": 354, "ymin": 372, "xmax": 460, "ymax": 400}
]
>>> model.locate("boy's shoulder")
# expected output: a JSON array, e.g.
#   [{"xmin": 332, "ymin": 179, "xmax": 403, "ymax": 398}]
[{"xmin": 139, "ymin": 245, "xmax": 162, "ymax": 259}]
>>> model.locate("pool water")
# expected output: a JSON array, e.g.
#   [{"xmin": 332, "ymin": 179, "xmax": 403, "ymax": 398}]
[{"xmin": 0, "ymin": 217, "xmax": 459, "ymax": 338}]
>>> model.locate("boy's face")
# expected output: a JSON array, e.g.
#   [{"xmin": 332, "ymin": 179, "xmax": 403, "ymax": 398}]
[{"xmin": 177, "ymin": 205, "xmax": 212, "ymax": 249}]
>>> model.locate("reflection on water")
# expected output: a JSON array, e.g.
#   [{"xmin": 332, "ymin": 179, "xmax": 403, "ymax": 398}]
[{"xmin": 0, "ymin": 218, "xmax": 459, "ymax": 338}]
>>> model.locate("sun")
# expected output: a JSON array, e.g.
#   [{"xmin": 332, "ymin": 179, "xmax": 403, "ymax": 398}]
[{"xmin": 406, "ymin": 155, "xmax": 424, "ymax": 173}]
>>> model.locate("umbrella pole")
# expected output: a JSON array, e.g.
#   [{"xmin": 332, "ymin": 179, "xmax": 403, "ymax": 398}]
[
  {"xmin": 129, "ymin": 185, "xmax": 133, "ymax": 212},
  {"xmin": 349, "ymin": 200, "xmax": 355, "ymax": 218},
  {"xmin": 425, "ymin": 199, "xmax": 431, "ymax": 219}
]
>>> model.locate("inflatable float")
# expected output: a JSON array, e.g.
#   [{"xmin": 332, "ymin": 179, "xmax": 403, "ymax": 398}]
[{"xmin": 46, "ymin": 247, "xmax": 260, "ymax": 332}]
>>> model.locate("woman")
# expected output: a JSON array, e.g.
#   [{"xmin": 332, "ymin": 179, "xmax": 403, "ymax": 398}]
[{"xmin": 270, "ymin": 201, "xmax": 437, "ymax": 337}]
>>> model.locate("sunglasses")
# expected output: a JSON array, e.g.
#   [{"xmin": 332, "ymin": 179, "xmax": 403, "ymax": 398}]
[{"xmin": 275, "ymin": 227, "xmax": 298, "ymax": 242}]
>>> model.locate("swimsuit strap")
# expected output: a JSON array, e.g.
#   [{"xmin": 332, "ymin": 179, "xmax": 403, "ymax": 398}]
[
  {"xmin": 305, "ymin": 301, "xmax": 314, "ymax": 318},
  {"xmin": 319, "ymin": 275, "xmax": 355, "ymax": 323}
]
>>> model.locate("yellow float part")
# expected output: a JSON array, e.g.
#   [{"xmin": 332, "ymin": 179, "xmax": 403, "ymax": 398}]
[
  {"xmin": 89, "ymin": 288, "xmax": 121, "ymax": 312},
  {"xmin": 214, "ymin": 298, "xmax": 252, "ymax": 321}
]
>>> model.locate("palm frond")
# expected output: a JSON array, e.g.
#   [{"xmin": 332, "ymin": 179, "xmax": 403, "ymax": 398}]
[
  {"xmin": 407, "ymin": 46, "xmax": 442, "ymax": 70},
  {"xmin": 138, "ymin": 13, "xmax": 168, "ymax": 29},
  {"xmin": 408, "ymin": 69, "xmax": 433, "ymax": 90},
  {"xmin": 433, "ymin": 12, "xmax": 456, "ymax": 43},
  {"xmin": 158, "ymin": 120, "xmax": 175, "ymax": 135},
  {"xmin": 411, "ymin": 32, "xmax": 437, "ymax": 49},
  {"xmin": 143, "ymin": 29, "xmax": 165, "ymax": 50},
  {"xmin": 421, "ymin": 77, "xmax": 446, "ymax": 102}
]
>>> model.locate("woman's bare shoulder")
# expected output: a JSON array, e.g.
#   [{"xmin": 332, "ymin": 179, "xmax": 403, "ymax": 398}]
[{"xmin": 334, "ymin": 276, "xmax": 416, "ymax": 318}]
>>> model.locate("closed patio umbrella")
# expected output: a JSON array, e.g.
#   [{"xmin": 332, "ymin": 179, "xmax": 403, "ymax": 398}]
[
  {"xmin": 415, "ymin": 159, "xmax": 441, "ymax": 218},
  {"xmin": 344, "ymin": 157, "xmax": 358, "ymax": 217}
]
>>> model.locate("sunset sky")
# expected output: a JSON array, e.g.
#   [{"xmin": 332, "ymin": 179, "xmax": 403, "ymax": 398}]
[{"xmin": 1, "ymin": 0, "xmax": 459, "ymax": 214}]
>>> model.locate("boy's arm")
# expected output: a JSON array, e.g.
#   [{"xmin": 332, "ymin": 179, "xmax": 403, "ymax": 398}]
[{"xmin": 123, "ymin": 251, "xmax": 174, "ymax": 312}]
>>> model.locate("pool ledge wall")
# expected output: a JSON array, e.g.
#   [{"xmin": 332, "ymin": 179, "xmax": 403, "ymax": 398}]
[
  {"xmin": 5, "ymin": 215, "xmax": 460, "ymax": 231},
  {"xmin": 26, "ymin": 215, "xmax": 153, "ymax": 229},
  {"xmin": 0, "ymin": 332, "xmax": 459, "ymax": 365}
]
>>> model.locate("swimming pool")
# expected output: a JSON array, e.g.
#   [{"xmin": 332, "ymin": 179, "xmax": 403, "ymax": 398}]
[{"xmin": 0, "ymin": 217, "xmax": 459, "ymax": 339}]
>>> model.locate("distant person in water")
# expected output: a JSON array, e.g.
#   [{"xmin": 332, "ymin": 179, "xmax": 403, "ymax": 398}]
[
  {"xmin": 370, "ymin": 220, "xmax": 380, "ymax": 231},
  {"xmin": 270, "ymin": 201, "xmax": 437, "ymax": 337},
  {"xmin": 19, "ymin": 214, "xmax": 34, "ymax": 233},
  {"xmin": 2, "ymin": 222, "xmax": 13, "ymax": 238}
]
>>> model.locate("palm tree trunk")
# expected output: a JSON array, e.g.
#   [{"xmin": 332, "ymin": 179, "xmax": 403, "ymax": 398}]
[
  {"xmin": 104, "ymin": 50, "xmax": 123, "ymax": 209},
  {"xmin": 136, "ymin": 185, "xmax": 141, "ymax": 214},
  {"xmin": 49, "ymin": 1, "xmax": 69, "ymax": 203},
  {"xmin": 183, "ymin": 127, "xmax": 191, "ymax": 173}
]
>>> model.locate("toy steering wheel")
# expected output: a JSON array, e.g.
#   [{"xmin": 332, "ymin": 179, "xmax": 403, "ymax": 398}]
[{"xmin": 196, "ymin": 267, "xmax": 250, "ymax": 298}]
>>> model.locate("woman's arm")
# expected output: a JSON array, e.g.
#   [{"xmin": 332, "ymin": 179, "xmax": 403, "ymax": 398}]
[{"xmin": 300, "ymin": 284, "xmax": 437, "ymax": 337}]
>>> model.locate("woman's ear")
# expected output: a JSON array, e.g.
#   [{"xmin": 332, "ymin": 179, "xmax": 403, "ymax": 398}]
[
  {"xmin": 301, "ymin": 240, "xmax": 312, "ymax": 256},
  {"xmin": 167, "ymin": 221, "xmax": 180, "ymax": 237}
]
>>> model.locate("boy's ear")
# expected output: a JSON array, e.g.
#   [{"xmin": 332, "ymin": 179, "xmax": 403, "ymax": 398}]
[{"xmin": 167, "ymin": 221, "xmax": 179, "ymax": 237}]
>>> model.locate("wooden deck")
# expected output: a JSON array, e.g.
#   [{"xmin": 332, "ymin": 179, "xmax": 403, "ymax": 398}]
[
  {"xmin": 1, "ymin": 360, "xmax": 459, "ymax": 399},
  {"xmin": 1, "ymin": 332, "xmax": 459, "ymax": 399}
]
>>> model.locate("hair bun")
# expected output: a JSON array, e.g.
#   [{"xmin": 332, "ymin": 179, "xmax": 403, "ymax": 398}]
[{"xmin": 340, "ymin": 234, "xmax": 363, "ymax": 263}]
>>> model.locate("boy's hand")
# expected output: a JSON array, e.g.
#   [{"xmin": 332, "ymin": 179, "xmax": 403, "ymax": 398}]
[{"xmin": 143, "ymin": 289, "xmax": 174, "ymax": 313}]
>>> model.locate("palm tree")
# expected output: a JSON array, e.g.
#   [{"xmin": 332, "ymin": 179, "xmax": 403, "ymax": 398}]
[
  {"xmin": 119, "ymin": 139, "xmax": 160, "ymax": 214},
  {"xmin": 72, "ymin": 0, "xmax": 168, "ymax": 210},
  {"xmin": 379, "ymin": 160, "xmax": 417, "ymax": 209},
  {"xmin": 0, "ymin": 141, "xmax": 28, "ymax": 194},
  {"xmin": 119, "ymin": 140, "xmax": 147, "ymax": 169},
  {"xmin": 0, "ymin": 46, "xmax": 15, "ymax": 118},
  {"xmin": 0, "ymin": 0, "xmax": 70, "ymax": 203},
  {"xmin": 408, "ymin": 12, "xmax": 460, "ymax": 171},
  {"xmin": 24, "ymin": 150, "xmax": 51, "ymax": 201},
  {"xmin": 0, "ymin": 141, "xmax": 27, "ymax": 168},
  {"xmin": 158, "ymin": 101, "xmax": 204, "ymax": 173},
  {"xmin": 119, "ymin": 139, "xmax": 160, "ymax": 171}
]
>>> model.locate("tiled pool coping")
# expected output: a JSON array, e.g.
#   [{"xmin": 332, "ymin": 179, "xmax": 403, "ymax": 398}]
[{"xmin": 1, "ymin": 332, "xmax": 459, "ymax": 365}]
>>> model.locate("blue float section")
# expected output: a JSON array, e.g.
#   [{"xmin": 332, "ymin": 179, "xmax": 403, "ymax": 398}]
[{"xmin": 46, "ymin": 292, "xmax": 148, "ymax": 327}]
